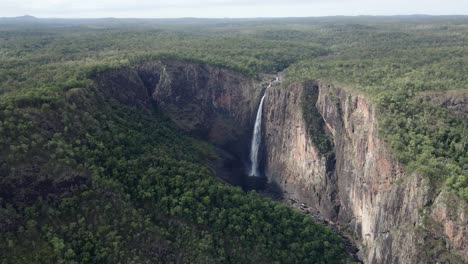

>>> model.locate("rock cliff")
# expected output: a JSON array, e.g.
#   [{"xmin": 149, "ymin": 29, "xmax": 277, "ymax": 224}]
[
  {"xmin": 263, "ymin": 81, "xmax": 467, "ymax": 263},
  {"xmin": 95, "ymin": 61, "xmax": 466, "ymax": 263},
  {"xmin": 95, "ymin": 60, "xmax": 264, "ymax": 157}
]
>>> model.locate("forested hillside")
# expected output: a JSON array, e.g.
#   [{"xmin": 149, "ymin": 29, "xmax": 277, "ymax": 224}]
[{"xmin": 0, "ymin": 16, "xmax": 467, "ymax": 263}]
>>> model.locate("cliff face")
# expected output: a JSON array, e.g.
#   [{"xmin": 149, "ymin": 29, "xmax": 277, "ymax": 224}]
[
  {"xmin": 263, "ymin": 83, "xmax": 338, "ymax": 218},
  {"xmin": 147, "ymin": 61, "xmax": 264, "ymax": 155},
  {"xmin": 263, "ymin": 81, "xmax": 467, "ymax": 263},
  {"xmin": 95, "ymin": 62, "xmax": 466, "ymax": 263},
  {"xmin": 95, "ymin": 60, "xmax": 264, "ymax": 156}
]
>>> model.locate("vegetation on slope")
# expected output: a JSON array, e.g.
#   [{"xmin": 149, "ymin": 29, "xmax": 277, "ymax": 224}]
[
  {"xmin": 283, "ymin": 19, "xmax": 468, "ymax": 199},
  {"xmin": 0, "ymin": 20, "xmax": 351, "ymax": 262},
  {"xmin": 1, "ymin": 16, "xmax": 467, "ymax": 263},
  {"xmin": 0, "ymin": 68, "xmax": 348, "ymax": 262},
  {"xmin": 301, "ymin": 83, "xmax": 334, "ymax": 156}
]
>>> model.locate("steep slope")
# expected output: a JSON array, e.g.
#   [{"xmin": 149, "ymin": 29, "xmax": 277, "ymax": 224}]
[
  {"xmin": 96, "ymin": 60, "xmax": 264, "ymax": 156},
  {"xmin": 263, "ymin": 81, "xmax": 467, "ymax": 263},
  {"xmin": 0, "ymin": 60, "xmax": 350, "ymax": 263}
]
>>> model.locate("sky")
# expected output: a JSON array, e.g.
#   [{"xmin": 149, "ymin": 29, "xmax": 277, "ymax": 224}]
[{"xmin": 0, "ymin": 0, "xmax": 467, "ymax": 18}]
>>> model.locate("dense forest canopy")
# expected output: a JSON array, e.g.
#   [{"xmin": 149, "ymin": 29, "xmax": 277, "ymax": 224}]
[{"xmin": 0, "ymin": 16, "xmax": 467, "ymax": 263}]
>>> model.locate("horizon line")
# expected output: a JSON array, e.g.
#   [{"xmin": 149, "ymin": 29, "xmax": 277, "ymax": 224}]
[{"xmin": 1, "ymin": 14, "xmax": 468, "ymax": 20}]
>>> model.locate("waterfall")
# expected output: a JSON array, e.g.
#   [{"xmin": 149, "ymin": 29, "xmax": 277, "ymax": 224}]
[
  {"xmin": 249, "ymin": 94, "xmax": 266, "ymax": 177},
  {"xmin": 248, "ymin": 77, "xmax": 278, "ymax": 177}
]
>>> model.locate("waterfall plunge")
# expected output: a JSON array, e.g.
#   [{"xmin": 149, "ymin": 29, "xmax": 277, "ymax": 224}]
[
  {"xmin": 249, "ymin": 94, "xmax": 266, "ymax": 176},
  {"xmin": 249, "ymin": 77, "xmax": 277, "ymax": 177}
]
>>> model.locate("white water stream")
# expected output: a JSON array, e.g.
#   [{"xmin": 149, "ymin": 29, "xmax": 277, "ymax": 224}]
[{"xmin": 249, "ymin": 77, "xmax": 278, "ymax": 176}]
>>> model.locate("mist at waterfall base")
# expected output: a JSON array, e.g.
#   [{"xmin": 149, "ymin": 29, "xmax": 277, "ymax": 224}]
[
  {"xmin": 213, "ymin": 78, "xmax": 282, "ymax": 193},
  {"xmin": 241, "ymin": 79, "xmax": 276, "ymax": 191},
  {"xmin": 240, "ymin": 92, "xmax": 269, "ymax": 191},
  {"xmin": 213, "ymin": 135, "xmax": 267, "ymax": 191},
  {"xmin": 213, "ymin": 92, "xmax": 268, "ymax": 191}
]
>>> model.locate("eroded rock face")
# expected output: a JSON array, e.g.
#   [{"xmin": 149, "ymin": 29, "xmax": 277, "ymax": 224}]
[
  {"xmin": 263, "ymin": 83, "xmax": 338, "ymax": 219},
  {"xmin": 431, "ymin": 192, "xmax": 467, "ymax": 261},
  {"xmin": 95, "ymin": 60, "xmax": 264, "ymax": 156},
  {"xmin": 96, "ymin": 62, "xmax": 466, "ymax": 263},
  {"xmin": 147, "ymin": 61, "xmax": 264, "ymax": 155},
  {"xmin": 263, "ymin": 81, "xmax": 467, "ymax": 263}
]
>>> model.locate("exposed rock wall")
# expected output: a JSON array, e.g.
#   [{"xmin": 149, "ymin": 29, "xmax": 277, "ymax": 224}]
[
  {"xmin": 263, "ymin": 83, "xmax": 338, "ymax": 219},
  {"xmin": 263, "ymin": 81, "xmax": 467, "ymax": 263},
  {"xmin": 95, "ymin": 60, "xmax": 264, "ymax": 156},
  {"xmin": 148, "ymin": 61, "xmax": 264, "ymax": 155},
  {"xmin": 95, "ymin": 62, "xmax": 466, "ymax": 263}
]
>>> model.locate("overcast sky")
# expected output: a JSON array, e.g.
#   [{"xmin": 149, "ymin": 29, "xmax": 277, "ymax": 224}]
[{"xmin": 1, "ymin": 0, "xmax": 467, "ymax": 18}]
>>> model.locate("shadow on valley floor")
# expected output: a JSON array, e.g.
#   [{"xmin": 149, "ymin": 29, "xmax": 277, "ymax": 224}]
[{"xmin": 208, "ymin": 146, "xmax": 283, "ymax": 196}]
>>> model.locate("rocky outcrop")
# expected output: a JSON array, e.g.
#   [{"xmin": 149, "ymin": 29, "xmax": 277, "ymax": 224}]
[
  {"xmin": 430, "ymin": 192, "xmax": 467, "ymax": 261},
  {"xmin": 263, "ymin": 81, "xmax": 467, "ymax": 263},
  {"xmin": 422, "ymin": 90, "xmax": 468, "ymax": 117}
]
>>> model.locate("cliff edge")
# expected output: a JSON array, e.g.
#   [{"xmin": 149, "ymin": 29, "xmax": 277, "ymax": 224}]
[{"xmin": 263, "ymin": 81, "xmax": 466, "ymax": 263}]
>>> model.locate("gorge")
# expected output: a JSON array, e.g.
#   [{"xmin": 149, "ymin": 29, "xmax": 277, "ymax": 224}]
[
  {"xmin": 2, "ymin": 16, "xmax": 468, "ymax": 264},
  {"xmin": 95, "ymin": 59, "xmax": 466, "ymax": 263}
]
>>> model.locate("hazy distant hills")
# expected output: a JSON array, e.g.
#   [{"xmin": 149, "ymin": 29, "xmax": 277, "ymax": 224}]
[
  {"xmin": 1, "ymin": 14, "xmax": 467, "ymax": 29},
  {"xmin": 0, "ymin": 15, "xmax": 39, "ymax": 21}
]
